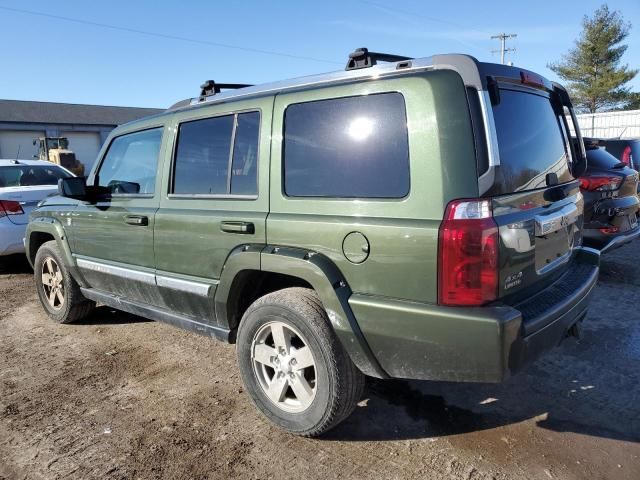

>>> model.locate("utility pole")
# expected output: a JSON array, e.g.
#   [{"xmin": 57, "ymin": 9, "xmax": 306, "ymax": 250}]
[{"xmin": 491, "ymin": 33, "xmax": 517, "ymax": 64}]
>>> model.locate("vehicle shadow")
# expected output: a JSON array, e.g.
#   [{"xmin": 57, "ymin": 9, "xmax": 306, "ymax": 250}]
[
  {"xmin": 0, "ymin": 254, "xmax": 33, "ymax": 274},
  {"xmin": 75, "ymin": 305, "xmax": 153, "ymax": 326},
  {"xmin": 325, "ymin": 371, "xmax": 639, "ymax": 444}
]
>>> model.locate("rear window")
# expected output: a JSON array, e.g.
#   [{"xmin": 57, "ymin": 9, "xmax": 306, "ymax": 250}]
[
  {"xmin": 0, "ymin": 165, "xmax": 71, "ymax": 188},
  {"xmin": 586, "ymin": 147, "xmax": 623, "ymax": 169},
  {"xmin": 491, "ymin": 89, "xmax": 572, "ymax": 193},
  {"xmin": 283, "ymin": 93, "xmax": 410, "ymax": 198}
]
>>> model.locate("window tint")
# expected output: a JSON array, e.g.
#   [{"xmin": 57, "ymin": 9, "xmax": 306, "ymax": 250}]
[
  {"xmin": 173, "ymin": 112, "xmax": 260, "ymax": 196},
  {"xmin": 491, "ymin": 89, "xmax": 572, "ymax": 193},
  {"xmin": 284, "ymin": 93, "xmax": 409, "ymax": 198},
  {"xmin": 173, "ymin": 116, "xmax": 233, "ymax": 195},
  {"xmin": 0, "ymin": 165, "xmax": 71, "ymax": 188},
  {"xmin": 231, "ymin": 112, "xmax": 260, "ymax": 195},
  {"xmin": 98, "ymin": 128, "xmax": 162, "ymax": 194}
]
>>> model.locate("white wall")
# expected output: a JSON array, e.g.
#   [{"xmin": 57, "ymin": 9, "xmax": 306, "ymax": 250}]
[
  {"xmin": 0, "ymin": 130, "xmax": 45, "ymax": 159},
  {"xmin": 575, "ymin": 110, "xmax": 640, "ymax": 138},
  {"xmin": 61, "ymin": 131, "xmax": 102, "ymax": 170}
]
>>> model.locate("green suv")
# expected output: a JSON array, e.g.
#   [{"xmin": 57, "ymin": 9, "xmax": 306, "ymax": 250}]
[{"xmin": 26, "ymin": 49, "xmax": 600, "ymax": 436}]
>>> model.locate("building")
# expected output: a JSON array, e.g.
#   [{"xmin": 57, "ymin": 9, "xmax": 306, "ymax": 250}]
[
  {"xmin": 575, "ymin": 109, "xmax": 640, "ymax": 138},
  {"xmin": 0, "ymin": 99, "xmax": 162, "ymax": 169}
]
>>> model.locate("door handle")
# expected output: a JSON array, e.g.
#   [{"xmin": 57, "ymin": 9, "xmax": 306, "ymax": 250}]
[
  {"xmin": 124, "ymin": 215, "xmax": 149, "ymax": 226},
  {"xmin": 221, "ymin": 221, "xmax": 255, "ymax": 234}
]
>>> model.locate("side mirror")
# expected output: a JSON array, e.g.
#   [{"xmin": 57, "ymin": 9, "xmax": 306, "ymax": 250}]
[
  {"xmin": 58, "ymin": 177, "xmax": 88, "ymax": 199},
  {"xmin": 108, "ymin": 180, "xmax": 140, "ymax": 194}
]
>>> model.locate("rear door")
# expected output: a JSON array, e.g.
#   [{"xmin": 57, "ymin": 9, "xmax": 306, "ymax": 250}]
[
  {"xmin": 153, "ymin": 97, "xmax": 271, "ymax": 324},
  {"xmin": 481, "ymin": 82, "xmax": 582, "ymax": 304}
]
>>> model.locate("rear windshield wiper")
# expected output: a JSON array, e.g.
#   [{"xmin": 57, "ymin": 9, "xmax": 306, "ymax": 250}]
[{"xmin": 612, "ymin": 162, "xmax": 626, "ymax": 169}]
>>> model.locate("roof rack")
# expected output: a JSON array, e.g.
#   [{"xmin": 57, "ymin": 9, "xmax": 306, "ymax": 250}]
[
  {"xmin": 345, "ymin": 47, "xmax": 413, "ymax": 71},
  {"xmin": 199, "ymin": 80, "xmax": 253, "ymax": 100}
]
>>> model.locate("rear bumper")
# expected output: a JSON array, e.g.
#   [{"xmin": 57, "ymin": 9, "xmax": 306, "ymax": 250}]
[
  {"xmin": 0, "ymin": 219, "xmax": 27, "ymax": 256},
  {"xmin": 351, "ymin": 248, "xmax": 599, "ymax": 382},
  {"xmin": 583, "ymin": 225, "xmax": 640, "ymax": 253}
]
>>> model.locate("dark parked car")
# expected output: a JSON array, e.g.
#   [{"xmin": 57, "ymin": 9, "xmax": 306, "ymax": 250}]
[
  {"xmin": 602, "ymin": 138, "xmax": 640, "ymax": 170},
  {"xmin": 578, "ymin": 138, "xmax": 640, "ymax": 252}
]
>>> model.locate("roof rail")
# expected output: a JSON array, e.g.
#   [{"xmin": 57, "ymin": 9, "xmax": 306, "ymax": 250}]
[
  {"xmin": 199, "ymin": 80, "xmax": 253, "ymax": 100},
  {"xmin": 345, "ymin": 47, "xmax": 413, "ymax": 71}
]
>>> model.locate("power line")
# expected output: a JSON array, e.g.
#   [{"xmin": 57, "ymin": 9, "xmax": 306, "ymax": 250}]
[
  {"xmin": 360, "ymin": 0, "xmax": 492, "ymax": 35},
  {"xmin": 491, "ymin": 33, "xmax": 517, "ymax": 64},
  {"xmin": 0, "ymin": 5, "xmax": 341, "ymax": 66},
  {"xmin": 358, "ymin": 0, "xmax": 492, "ymax": 54}
]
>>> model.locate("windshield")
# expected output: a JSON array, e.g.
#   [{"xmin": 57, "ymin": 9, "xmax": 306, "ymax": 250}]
[
  {"xmin": 0, "ymin": 165, "xmax": 71, "ymax": 187},
  {"xmin": 46, "ymin": 138, "xmax": 69, "ymax": 150},
  {"xmin": 490, "ymin": 89, "xmax": 573, "ymax": 194}
]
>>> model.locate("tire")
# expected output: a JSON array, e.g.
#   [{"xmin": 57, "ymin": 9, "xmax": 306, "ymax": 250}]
[
  {"xmin": 34, "ymin": 240, "xmax": 95, "ymax": 324},
  {"xmin": 236, "ymin": 287, "xmax": 365, "ymax": 437}
]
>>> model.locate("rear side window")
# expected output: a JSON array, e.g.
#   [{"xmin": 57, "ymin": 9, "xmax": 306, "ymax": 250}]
[
  {"xmin": 491, "ymin": 89, "xmax": 572, "ymax": 193},
  {"xmin": 283, "ymin": 93, "xmax": 409, "ymax": 198},
  {"xmin": 0, "ymin": 165, "xmax": 70, "ymax": 187},
  {"xmin": 98, "ymin": 128, "xmax": 162, "ymax": 195},
  {"xmin": 173, "ymin": 112, "xmax": 259, "ymax": 196}
]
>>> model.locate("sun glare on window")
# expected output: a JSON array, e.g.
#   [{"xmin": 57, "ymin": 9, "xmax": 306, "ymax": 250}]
[{"xmin": 347, "ymin": 117, "xmax": 375, "ymax": 141}]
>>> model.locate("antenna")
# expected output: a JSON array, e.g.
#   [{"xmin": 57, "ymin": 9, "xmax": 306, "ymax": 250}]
[
  {"xmin": 491, "ymin": 33, "xmax": 517, "ymax": 65},
  {"xmin": 14, "ymin": 145, "xmax": 21, "ymax": 164}
]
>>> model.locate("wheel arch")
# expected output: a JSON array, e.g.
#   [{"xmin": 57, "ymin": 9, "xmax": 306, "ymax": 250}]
[
  {"xmin": 215, "ymin": 245, "xmax": 388, "ymax": 378},
  {"xmin": 26, "ymin": 218, "xmax": 89, "ymax": 288}
]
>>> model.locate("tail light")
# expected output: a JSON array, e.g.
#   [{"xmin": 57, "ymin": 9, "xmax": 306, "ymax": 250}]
[
  {"xmin": 622, "ymin": 145, "xmax": 632, "ymax": 167},
  {"xmin": 0, "ymin": 199, "xmax": 24, "ymax": 218},
  {"xmin": 438, "ymin": 199, "xmax": 499, "ymax": 306},
  {"xmin": 599, "ymin": 226, "xmax": 620, "ymax": 234},
  {"xmin": 579, "ymin": 176, "xmax": 622, "ymax": 191}
]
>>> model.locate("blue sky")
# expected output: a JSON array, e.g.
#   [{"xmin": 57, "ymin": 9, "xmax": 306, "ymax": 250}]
[{"xmin": 1, "ymin": 0, "xmax": 638, "ymax": 108}]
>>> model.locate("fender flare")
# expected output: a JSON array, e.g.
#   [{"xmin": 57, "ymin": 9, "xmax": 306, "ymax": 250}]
[
  {"xmin": 25, "ymin": 217, "xmax": 90, "ymax": 288},
  {"xmin": 215, "ymin": 245, "xmax": 388, "ymax": 378}
]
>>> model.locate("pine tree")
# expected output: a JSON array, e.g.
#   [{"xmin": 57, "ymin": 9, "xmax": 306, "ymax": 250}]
[{"xmin": 549, "ymin": 4, "xmax": 637, "ymax": 113}]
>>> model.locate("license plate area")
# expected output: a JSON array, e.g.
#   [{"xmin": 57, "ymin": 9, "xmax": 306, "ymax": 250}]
[{"xmin": 534, "ymin": 204, "xmax": 579, "ymax": 274}]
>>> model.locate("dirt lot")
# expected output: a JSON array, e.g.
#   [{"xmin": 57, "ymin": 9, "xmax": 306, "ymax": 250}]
[{"xmin": 0, "ymin": 246, "xmax": 639, "ymax": 480}]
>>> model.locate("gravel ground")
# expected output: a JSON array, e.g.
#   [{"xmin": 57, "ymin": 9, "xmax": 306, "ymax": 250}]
[{"xmin": 0, "ymin": 245, "xmax": 639, "ymax": 480}]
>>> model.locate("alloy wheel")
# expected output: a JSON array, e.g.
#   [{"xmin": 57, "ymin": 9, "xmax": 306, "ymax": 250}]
[
  {"xmin": 251, "ymin": 321, "xmax": 317, "ymax": 413},
  {"xmin": 41, "ymin": 257, "xmax": 65, "ymax": 310}
]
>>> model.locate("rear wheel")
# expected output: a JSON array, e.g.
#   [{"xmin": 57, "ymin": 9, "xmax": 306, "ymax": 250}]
[
  {"xmin": 34, "ymin": 241, "xmax": 95, "ymax": 324},
  {"xmin": 236, "ymin": 287, "xmax": 365, "ymax": 436}
]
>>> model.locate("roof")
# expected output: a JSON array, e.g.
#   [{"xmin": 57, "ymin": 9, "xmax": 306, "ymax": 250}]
[
  {"xmin": 167, "ymin": 55, "xmax": 439, "ymax": 112},
  {"xmin": 0, "ymin": 159, "xmax": 59, "ymax": 166},
  {"xmin": 0, "ymin": 99, "xmax": 162, "ymax": 126}
]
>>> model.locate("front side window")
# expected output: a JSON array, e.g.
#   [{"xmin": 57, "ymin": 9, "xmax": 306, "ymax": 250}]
[
  {"xmin": 97, "ymin": 128, "xmax": 163, "ymax": 194},
  {"xmin": 283, "ymin": 93, "xmax": 410, "ymax": 198},
  {"xmin": 173, "ymin": 111, "xmax": 260, "ymax": 196}
]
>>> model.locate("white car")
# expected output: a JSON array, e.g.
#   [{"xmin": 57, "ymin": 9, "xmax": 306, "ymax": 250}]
[{"xmin": 0, "ymin": 159, "xmax": 74, "ymax": 257}]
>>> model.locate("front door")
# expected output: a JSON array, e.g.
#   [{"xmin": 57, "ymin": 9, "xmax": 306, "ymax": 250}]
[
  {"xmin": 71, "ymin": 126, "xmax": 167, "ymax": 305},
  {"xmin": 153, "ymin": 98, "xmax": 272, "ymax": 324}
]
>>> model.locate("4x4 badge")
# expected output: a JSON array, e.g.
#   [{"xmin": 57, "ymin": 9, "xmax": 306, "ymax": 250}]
[{"xmin": 505, "ymin": 271, "xmax": 523, "ymax": 290}]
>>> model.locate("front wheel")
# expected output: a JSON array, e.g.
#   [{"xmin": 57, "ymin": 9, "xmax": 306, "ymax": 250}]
[
  {"xmin": 236, "ymin": 288, "xmax": 365, "ymax": 437},
  {"xmin": 34, "ymin": 240, "xmax": 95, "ymax": 324}
]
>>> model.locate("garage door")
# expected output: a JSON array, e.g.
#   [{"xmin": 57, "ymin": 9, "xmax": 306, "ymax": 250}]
[
  {"xmin": 62, "ymin": 132, "xmax": 102, "ymax": 170},
  {"xmin": 0, "ymin": 130, "xmax": 45, "ymax": 160}
]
